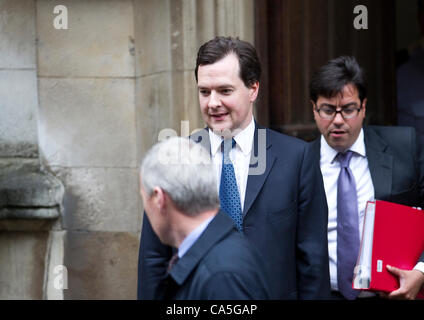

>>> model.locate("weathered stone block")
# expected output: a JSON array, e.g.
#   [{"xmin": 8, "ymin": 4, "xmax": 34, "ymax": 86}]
[
  {"xmin": 135, "ymin": 72, "xmax": 178, "ymax": 161},
  {"xmin": 64, "ymin": 231, "xmax": 139, "ymax": 299},
  {"xmin": 0, "ymin": 219, "xmax": 57, "ymax": 231},
  {"xmin": 45, "ymin": 230, "xmax": 66, "ymax": 300},
  {"xmin": 52, "ymin": 167, "xmax": 142, "ymax": 233},
  {"xmin": 215, "ymin": 0, "xmax": 254, "ymax": 43},
  {"xmin": 0, "ymin": 0, "xmax": 36, "ymax": 69},
  {"xmin": 37, "ymin": 0, "xmax": 134, "ymax": 77},
  {"xmin": 0, "ymin": 208, "xmax": 60, "ymax": 220},
  {"xmin": 0, "ymin": 232, "xmax": 48, "ymax": 299},
  {"xmin": 38, "ymin": 78, "xmax": 137, "ymax": 168},
  {"xmin": 170, "ymin": 0, "xmax": 198, "ymax": 71},
  {"xmin": 134, "ymin": 0, "xmax": 171, "ymax": 76},
  {"xmin": 0, "ymin": 70, "xmax": 39, "ymax": 157},
  {"xmin": 0, "ymin": 169, "xmax": 64, "ymax": 209},
  {"xmin": 171, "ymin": 70, "xmax": 204, "ymax": 131}
]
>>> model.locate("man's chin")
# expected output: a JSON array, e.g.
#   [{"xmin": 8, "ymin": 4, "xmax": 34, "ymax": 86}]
[
  {"xmin": 207, "ymin": 120, "xmax": 247, "ymax": 137},
  {"xmin": 330, "ymin": 143, "xmax": 350, "ymax": 153},
  {"xmin": 208, "ymin": 122, "xmax": 234, "ymax": 135},
  {"xmin": 327, "ymin": 136, "xmax": 349, "ymax": 152}
]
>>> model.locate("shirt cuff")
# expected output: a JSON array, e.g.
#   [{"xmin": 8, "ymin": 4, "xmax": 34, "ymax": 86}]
[{"xmin": 413, "ymin": 262, "xmax": 424, "ymax": 275}]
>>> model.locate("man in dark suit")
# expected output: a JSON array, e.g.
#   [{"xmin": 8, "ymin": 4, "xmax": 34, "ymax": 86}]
[
  {"xmin": 139, "ymin": 137, "xmax": 270, "ymax": 299},
  {"xmin": 138, "ymin": 36, "xmax": 330, "ymax": 300},
  {"xmin": 309, "ymin": 56, "xmax": 424, "ymax": 300}
]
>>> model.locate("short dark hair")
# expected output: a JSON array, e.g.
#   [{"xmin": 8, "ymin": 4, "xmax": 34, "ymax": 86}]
[
  {"xmin": 195, "ymin": 36, "xmax": 261, "ymax": 88},
  {"xmin": 309, "ymin": 56, "xmax": 367, "ymax": 104}
]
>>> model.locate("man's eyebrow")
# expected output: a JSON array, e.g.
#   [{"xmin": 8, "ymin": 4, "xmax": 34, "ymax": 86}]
[
  {"xmin": 197, "ymin": 85, "xmax": 235, "ymax": 90},
  {"xmin": 318, "ymin": 102, "xmax": 359, "ymax": 108},
  {"xmin": 318, "ymin": 103, "xmax": 336, "ymax": 108}
]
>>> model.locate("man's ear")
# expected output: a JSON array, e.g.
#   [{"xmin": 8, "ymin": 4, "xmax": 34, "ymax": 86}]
[
  {"xmin": 311, "ymin": 100, "xmax": 316, "ymax": 112},
  {"xmin": 361, "ymin": 98, "xmax": 367, "ymax": 116},
  {"xmin": 311, "ymin": 100, "xmax": 319, "ymax": 119},
  {"xmin": 152, "ymin": 187, "xmax": 166, "ymax": 210},
  {"xmin": 249, "ymin": 81, "xmax": 260, "ymax": 103}
]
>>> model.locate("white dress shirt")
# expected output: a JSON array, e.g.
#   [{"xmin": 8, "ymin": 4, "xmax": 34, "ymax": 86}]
[
  {"xmin": 209, "ymin": 116, "xmax": 255, "ymax": 211},
  {"xmin": 320, "ymin": 129, "xmax": 375, "ymax": 291},
  {"xmin": 320, "ymin": 128, "xmax": 424, "ymax": 292}
]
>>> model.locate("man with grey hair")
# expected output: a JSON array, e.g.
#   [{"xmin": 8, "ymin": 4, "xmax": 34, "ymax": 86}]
[{"xmin": 139, "ymin": 137, "xmax": 270, "ymax": 299}]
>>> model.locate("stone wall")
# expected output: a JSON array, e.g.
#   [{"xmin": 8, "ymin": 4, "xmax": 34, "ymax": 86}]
[
  {"xmin": 36, "ymin": 0, "xmax": 141, "ymax": 300},
  {"xmin": 0, "ymin": 0, "xmax": 39, "ymax": 159},
  {"xmin": 0, "ymin": 0, "xmax": 254, "ymax": 299},
  {"xmin": 0, "ymin": 0, "xmax": 63, "ymax": 300}
]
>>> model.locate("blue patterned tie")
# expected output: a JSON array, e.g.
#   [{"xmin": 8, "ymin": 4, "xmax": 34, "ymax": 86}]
[
  {"xmin": 219, "ymin": 138, "xmax": 243, "ymax": 232},
  {"xmin": 337, "ymin": 150, "xmax": 360, "ymax": 300}
]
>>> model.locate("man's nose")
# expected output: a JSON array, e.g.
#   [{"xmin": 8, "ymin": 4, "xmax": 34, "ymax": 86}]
[
  {"xmin": 208, "ymin": 91, "xmax": 221, "ymax": 108},
  {"xmin": 332, "ymin": 111, "xmax": 345, "ymax": 125}
]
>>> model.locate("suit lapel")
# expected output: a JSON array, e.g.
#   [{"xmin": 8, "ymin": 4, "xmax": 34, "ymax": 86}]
[
  {"xmin": 243, "ymin": 125, "xmax": 276, "ymax": 216},
  {"xmin": 364, "ymin": 126, "xmax": 393, "ymax": 200},
  {"xmin": 310, "ymin": 137, "xmax": 321, "ymax": 166},
  {"xmin": 191, "ymin": 125, "xmax": 276, "ymax": 218}
]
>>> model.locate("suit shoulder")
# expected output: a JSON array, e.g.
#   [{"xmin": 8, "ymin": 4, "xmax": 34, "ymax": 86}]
[
  {"xmin": 366, "ymin": 125, "xmax": 415, "ymax": 136},
  {"xmin": 195, "ymin": 232, "xmax": 270, "ymax": 299},
  {"xmin": 201, "ymin": 232, "xmax": 262, "ymax": 273},
  {"xmin": 264, "ymin": 127, "xmax": 307, "ymax": 151},
  {"xmin": 365, "ymin": 125, "xmax": 416, "ymax": 146}
]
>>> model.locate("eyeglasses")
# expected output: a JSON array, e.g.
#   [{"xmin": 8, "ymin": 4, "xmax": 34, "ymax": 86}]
[{"xmin": 315, "ymin": 106, "xmax": 362, "ymax": 120}]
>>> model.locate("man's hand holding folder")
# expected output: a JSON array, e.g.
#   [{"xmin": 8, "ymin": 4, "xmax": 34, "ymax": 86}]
[
  {"xmin": 379, "ymin": 265, "xmax": 424, "ymax": 300},
  {"xmin": 353, "ymin": 200, "xmax": 424, "ymax": 299}
]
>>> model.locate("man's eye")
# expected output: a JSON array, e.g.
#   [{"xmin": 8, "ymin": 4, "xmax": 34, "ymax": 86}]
[
  {"xmin": 322, "ymin": 108, "xmax": 335, "ymax": 115},
  {"xmin": 221, "ymin": 89, "xmax": 232, "ymax": 94},
  {"xmin": 200, "ymin": 90, "xmax": 210, "ymax": 96},
  {"xmin": 343, "ymin": 108, "xmax": 356, "ymax": 114}
]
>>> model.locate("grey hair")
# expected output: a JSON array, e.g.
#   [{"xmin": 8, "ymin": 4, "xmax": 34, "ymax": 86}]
[{"xmin": 140, "ymin": 137, "xmax": 220, "ymax": 216}]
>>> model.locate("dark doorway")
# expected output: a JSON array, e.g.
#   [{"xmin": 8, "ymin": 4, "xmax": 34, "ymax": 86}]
[{"xmin": 255, "ymin": 0, "xmax": 397, "ymax": 141}]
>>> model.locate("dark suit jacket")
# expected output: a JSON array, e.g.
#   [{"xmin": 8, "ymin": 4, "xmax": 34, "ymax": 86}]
[
  {"xmin": 158, "ymin": 211, "xmax": 270, "ymax": 300},
  {"xmin": 138, "ymin": 124, "xmax": 331, "ymax": 299},
  {"xmin": 309, "ymin": 125, "xmax": 424, "ymax": 264}
]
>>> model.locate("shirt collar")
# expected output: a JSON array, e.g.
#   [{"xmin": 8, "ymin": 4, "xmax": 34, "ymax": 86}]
[
  {"xmin": 349, "ymin": 128, "xmax": 366, "ymax": 158},
  {"xmin": 208, "ymin": 116, "xmax": 255, "ymax": 156},
  {"xmin": 177, "ymin": 215, "xmax": 214, "ymax": 258},
  {"xmin": 320, "ymin": 128, "xmax": 366, "ymax": 164}
]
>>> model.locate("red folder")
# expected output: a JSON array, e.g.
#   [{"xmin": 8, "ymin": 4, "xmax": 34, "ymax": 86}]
[{"xmin": 353, "ymin": 200, "xmax": 424, "ymax": 298}]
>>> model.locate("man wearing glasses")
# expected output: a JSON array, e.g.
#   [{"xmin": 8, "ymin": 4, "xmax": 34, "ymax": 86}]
[{"xmin": 309, "ymin": 56, "xmax": 424, "ymax": 300}]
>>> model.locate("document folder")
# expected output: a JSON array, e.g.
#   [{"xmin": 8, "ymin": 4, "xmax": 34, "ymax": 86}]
[{"xmin": 353, "ymin": 200, "xmax": 424, "ymax": 297}]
